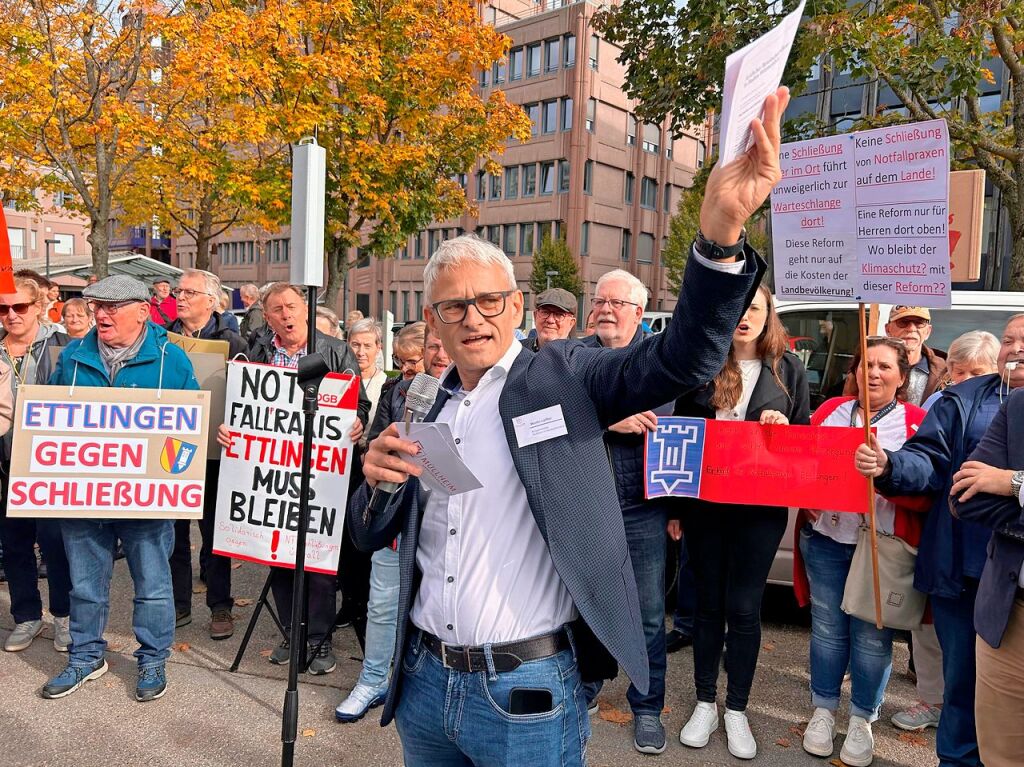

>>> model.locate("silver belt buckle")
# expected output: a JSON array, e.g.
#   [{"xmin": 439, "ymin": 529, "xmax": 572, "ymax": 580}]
[{"xmin": 440, "ymin": 642, "xmax": 467, "ymax": 670}]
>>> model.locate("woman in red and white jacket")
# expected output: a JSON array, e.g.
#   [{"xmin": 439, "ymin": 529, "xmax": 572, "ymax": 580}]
[{"xmin": 794, "ymin": 337, "xmax": 929, "ymax": 767}]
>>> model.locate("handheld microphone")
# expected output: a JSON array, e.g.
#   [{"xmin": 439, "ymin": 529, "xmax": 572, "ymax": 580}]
[{"xmin": 365, "ymin": 372, "xmax": 442, "ymax": 519}]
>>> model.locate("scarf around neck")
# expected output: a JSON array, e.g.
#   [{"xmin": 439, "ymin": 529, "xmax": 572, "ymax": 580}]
[{"xmin": 98, "ymin": 326, "xmax": 149, "ymax": 381}]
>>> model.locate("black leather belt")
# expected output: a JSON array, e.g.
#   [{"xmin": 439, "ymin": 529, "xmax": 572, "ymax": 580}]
[{"xmin": 419, "ymin": 628, "xmax": 571, "ymax": 673}]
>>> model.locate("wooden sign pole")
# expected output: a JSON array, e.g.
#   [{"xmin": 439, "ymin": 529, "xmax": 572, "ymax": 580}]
[{"xmin": 858, "ymin": 302, "xmax": 884, "ymax": 630}]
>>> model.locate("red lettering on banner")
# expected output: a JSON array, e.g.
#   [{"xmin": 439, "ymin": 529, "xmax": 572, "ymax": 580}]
[
  {"xmin": 34, "ymin": 440, "xmax": 144, "ymax": 469},
  {"xmin": 8, "ymin": 479, "xmax": 203, "ymax": 509},
  {"xmin": 222, "ymin": 430, "xmax": 347, "ymax": 474}
]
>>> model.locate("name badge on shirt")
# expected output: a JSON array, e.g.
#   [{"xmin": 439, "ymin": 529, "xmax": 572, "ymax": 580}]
[{"xmin": 512, "ymin": 405, "xmax": 569, "ymax": 448}]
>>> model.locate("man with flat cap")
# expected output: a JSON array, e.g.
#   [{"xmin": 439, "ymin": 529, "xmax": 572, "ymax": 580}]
[
  {"xmin": 524, "ymin": 288, "xmax": 578, "ymax": 352},
  {"xmin": 41, "ymin": 275, "xmax": 198, "ymax": 704},
  {"xmin": 149, "ymin": 277, "xmax": 177, "ymax": 325}
]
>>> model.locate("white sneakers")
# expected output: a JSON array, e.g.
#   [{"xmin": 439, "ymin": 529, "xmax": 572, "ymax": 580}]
[
  {"xmin": 679, "ymin": 703, "xmax": 756, "ymax": 758},
  {"xmin": 802, "ymin": 708, "xmax": 874, "ymax": 767},
  {"xmin": 840, "ymin": 715, "xmax": 875, "ymax": 767},
  {"xmin": 680, "ymin": 701, "xmax": 719, "ymax": 748},
  {"xmin": 4, "ymin": 619, "xmax": 43, "ymax": 652}
]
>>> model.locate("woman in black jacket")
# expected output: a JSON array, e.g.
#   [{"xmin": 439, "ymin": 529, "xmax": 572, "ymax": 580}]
[{"xmin": 674, "ymin": 283, "xmax": 810, "ymax": 760}]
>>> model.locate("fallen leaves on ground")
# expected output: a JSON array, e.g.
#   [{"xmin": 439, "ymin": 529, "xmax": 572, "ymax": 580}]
[
  {"xmin": 235, "ymin": 598, "xmax": 254, "ymax": 607},
  {"xmin": 789, "ymin": 723, "xmax": 807, "ymax": 737},
  {"xmin": 661, "ymin": 706, "xmax": 671, "ymax": 714},
  {"xmin": 898, "ymin": 732, "xmax": 929, "ymax": 747},
  {"xmin": 259, "ymin": 649, "xmax": 273, "ymax": 658},
  {"xmin": 829, "ymin": 759, "xmax": 851, "ymax": 767},
  {"xmin": 596, "ymin": 701, "xmax": 632, "ymax": 725},
  {"xmin": 775, "ymin": 738, "xmax": 791, "ymax": 748},
  {"xmin": 301, "ymin": 729, "xmax": 316, "ymax": 737},
  {"xmin": 173, "ymin": 642, "xmax": 191, "ymax": 652},
  {"xmin": 763, "ymin": 641, "xmax": 776, "ymax": 652},
  {"xmin": 192, "ymin": 583, "xmax": 207, "ymax": 594},
  {"xmin": 231, "ymin": 562, "xmax": 242, "ymax": 570}
]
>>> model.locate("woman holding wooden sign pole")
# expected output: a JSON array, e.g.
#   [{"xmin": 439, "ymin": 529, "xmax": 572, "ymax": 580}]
[{"xmin": 795, "ymin": 337, "xmax": 928, "ymax": 767}]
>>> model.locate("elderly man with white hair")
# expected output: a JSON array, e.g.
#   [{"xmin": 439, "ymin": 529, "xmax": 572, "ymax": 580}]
[
  {"xmin": 165, "ymin": 269, "xmax": 245, "ymax": 640},
  {"xmin": 238, "ymin": 283, "xmax": 264, "ymax": 341},
  {"xmin": 347, "ymin": 88, "xmax": 788, "ymax": 767},
  {"xmin": 580, "ymin": 268, "xmax": 679, "ymax": 753}
]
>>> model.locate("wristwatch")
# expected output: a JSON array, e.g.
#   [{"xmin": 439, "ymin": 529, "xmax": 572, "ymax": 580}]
[
  {"xmin": 695, "ymin": 228, "xmax": 746, "ymax": 261},
  {"xmin": 1011, "ymin": 470, "xmax": 1024, "ymax": 500}
]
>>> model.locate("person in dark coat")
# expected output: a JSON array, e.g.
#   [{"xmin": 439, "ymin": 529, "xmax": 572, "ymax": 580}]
[
  {"xmin": 947, "ymin": 316, "xmax": 1024, "ymax": 767},
  {"xmin": 856, "ymin": 328, "xmax": 1008, "ymax": 767},
  {"xmin": 673, "ymin": 283, "xmax": 810, "ymax": 760},
  {"xmin": 165, "ymin": 269, "xmax": 246, "ymax": 639},
  {"xmin": 238, "ymin": 283, "xmax": 265, "ymax": 342}
]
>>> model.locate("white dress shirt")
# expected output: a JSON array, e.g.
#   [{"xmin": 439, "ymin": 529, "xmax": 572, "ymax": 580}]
[{"xmin": 410, "ymin": 340, "xmax": 576, "ymax": 645}]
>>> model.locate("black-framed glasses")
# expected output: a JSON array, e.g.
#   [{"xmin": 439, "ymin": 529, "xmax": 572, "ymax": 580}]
[
  {"xmin": 396, "ymin": 356, "xmax": 424, "ymax": 369},
  {"xmin": 431, "ymin": 291, "xmax": 513, "ymax": 324},
  {"xmin": 591, "ymin": 297, "xmax": 639, "ymax": 311},
  {"xmin": 171, "ymin": 288, "xmax": 213, "ymax": 301},
  {"xmin": 87, "ymin": 299, "xmax": 142, "ymax": 316},
  {"xmin": 535, "ymin": 307, "xmax": 573, "ymax": 321},
  {"xmin": 0, "ymin": 302, "xmax": 34, "ymax": 316}
]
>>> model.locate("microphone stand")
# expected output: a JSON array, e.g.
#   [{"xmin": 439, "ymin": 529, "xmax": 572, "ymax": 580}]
[{"xmin": 281, "ymin": 285, "xmax": 318, "ymax": 767}]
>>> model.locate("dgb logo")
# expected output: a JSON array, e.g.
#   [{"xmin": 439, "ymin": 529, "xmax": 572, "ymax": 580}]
[{"xmin": 160, "ymin": 438, "xmax": 198, "ymax": 475}]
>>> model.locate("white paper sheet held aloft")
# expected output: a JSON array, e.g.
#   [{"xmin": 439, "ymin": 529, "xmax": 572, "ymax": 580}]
[
  {"xmin": 400, "ymin": 422, "xmax": 483, "ymax": 496},
  {"xmin": 718, "ymin": 0, "xmax": 806, "ymax": 166}
]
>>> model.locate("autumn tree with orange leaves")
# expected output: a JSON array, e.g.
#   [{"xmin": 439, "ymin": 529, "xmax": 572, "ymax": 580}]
[{"xmin": 0, "ymin": 0, "xmax": 174, "ymax": 277}]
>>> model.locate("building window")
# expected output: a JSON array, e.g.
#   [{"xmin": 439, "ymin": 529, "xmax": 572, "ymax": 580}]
[
  {"xmin": 523, "ymin": 163, "xmax": 537, "ymax": 196},
  {"xmin": 429, "ymin": 229, "xmax": 441, "ymax": 252},
  {"xmin": 415, "ymin": 233, "xmax": 424, "ymax": 259},
  {"xmin": 621, "ymin": 229, "xmax": 632, "ymax": 262},
  {"xmin": 558, "ymin": 160, "xmax": 570, "ymax": 193},
  {"xmin": 479, "ymin": 68, "xmax": 489, "ymax": 88},
  {"xmin": 561, "ymin": 97, "xmax": 573, "ymax": 131},
  {"xmin": 542, "ymin": 100, "xmax": 558, "ymax": 134},
  {"xmin": 526, "ymin": 103, "xmax": 540, "ymax": 137},
  {"xmin": 281, "ymin": 239, "xmax": 289, "ymax": 261},
  {"xmin": 583, "ymin": 160, "xmax": 593, "ymax": 195},
  {"xmin": 642, "ymin": 122, "xmax": 660, "ymax": 154},
  {"xmin": 493, "ymin": 60, "xmax": 507, "ymax": 85},
  {"xmin": 476, "ymin": 170, "xmax": 486, "ymax": 201},
  {"xmin": 527, "ymin": 43, "xmax": 542, "ymax": 77},
  {"xmin": 389, "ymin": 290, "xmax": 397, "ymax": 314},
  {"xmin": 564, "ymin": 34, "xmax": 576, "ymax": 68},
  {"xmin": 696, "ymin": 141, "xmax": 706, "ymax": 168},
  {"xmin": 638, "ymin": 233, "xmax": 654, "ymax": 264},
  {"xmin": 510, "ymin": 48, "xmax": 523, "ymax": 81},
  {"xmin": 624, "ymin": 171, "xmax": 634, "ymax": 204},
  {"xmin": 505, "ymin": 166, "xmax": 519, "ymax": 199},
  {"xmin": 538, "ymin": 221, "xmax": 552, "ymax": 244},
  {"xmin": 663, "ymin": 184, "xmax": 672, "ymax": 213},
  {"xmin": 665, "ymin": 143, "xmax": 673, "ymax": 159},
  {"xmin": 521, "ymin": 223, "xmax": 535, "ymax": 255},
  {"xmin": 490, "ymin": 173, "xmax": 502, "ymax": 201},
  {"xmin": 488, "ymin": 225, "xmax": 501, "ymax": 246},
  {"xmin": 545, "ymin": 38, "xmax": 560, "ymax": 73},
  {"xmin": 588, "ymin": 34, "xmax": 599, "ymax": 69},
  {"xmin": 626, "ymin": 114, "xmax": 637, "ymax": 146},
  {"xmin": 580, "ymin": 221, "xmax": 590, "ymax": 255},
  {"xmin": 540, "ymin": 162, "xmax": 555, "ymax": 195},
  {"xmin": 503, "ymin": 225, "xmax": 517, "ymax": 256},
  {"xmin": 640, "ymin": 176, "xmax": 657, "ymax": 209},
  {"xmin": 586, "ymin": 98, "xmax": 596, "ymax": 132}
]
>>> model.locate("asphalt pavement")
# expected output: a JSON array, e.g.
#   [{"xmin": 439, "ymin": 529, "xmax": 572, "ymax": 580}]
[{"xmin": 0, "ymin": 536, "xmax": 939, "ymax": 767}]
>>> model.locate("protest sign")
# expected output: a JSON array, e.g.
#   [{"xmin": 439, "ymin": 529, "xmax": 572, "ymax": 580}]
[
  {"xmin": 164, "ymin": 333, "xmax": 233, "ymax": 454},
  {"xmin": 166, "ymin": 331, "xmax": 230, "ymax": 360},
  {"xmin": 645, "ymin": 417, "xmax": 868, "ymax": 513},
  {"xmin": 213, "ymin": 360, "xmax": 358, "ymax": 575},
  {"xmin": 949, "ymin": 169, "xmax": 984, "ymax": 282},
  {"xmin": 772, "ymin": 119, "xmax": 951, "ymax": 307},
  {"xmin": 7, "ymin": 385, "xmax": 210, "ymax": 519}
]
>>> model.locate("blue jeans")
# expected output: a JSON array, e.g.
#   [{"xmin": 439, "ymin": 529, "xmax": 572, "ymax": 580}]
[
  {"xmin": 584, "ymin": 505, "xmax": 666, "ymax": 715},
  {"xmin": 61, "ymin": 519, "xmax": 175, "ymax": 670},
  {"xmin": 395, "ymin": 630, "xmax": 589, "ymax": 767},
  {"xmin": 0, "ymin": 515, "xmax": 71, "ymax": 622},
  {"xmin": 358, "ymin": 544, "xmax": 400, "ymax": 688},
  {"xmin": 932, "ymin": 577, "xmax": 981, "ymax": 767},
  {"xmin": 800, "ymin": 525, "xmax": 894, "ymax": 722}
]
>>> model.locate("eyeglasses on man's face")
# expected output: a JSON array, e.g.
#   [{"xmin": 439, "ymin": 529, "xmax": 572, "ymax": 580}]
[
  {"xmin": 535, "ymin": 307, "xmax": 573, "ymax": 321},
  {"xmin": 431, "ymin": 291, "xmax": 514, "ymax": 324},
  {"xmin": 591, "ymin": 297, "xmax": 638, "ymax": 311},
  {"xmin": 172, "ymin": 288, "xmax": 213, "ymax": 302},
  {"xmin": 87, "ymin": 299, "xmax": 143, "ymax": 316},
  {"xmin": 396, "ymin": 357, "xmax": 423, "ymax": 369}
]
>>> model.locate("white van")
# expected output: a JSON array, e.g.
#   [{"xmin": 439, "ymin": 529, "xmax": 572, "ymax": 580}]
[
  {"xmin": 765, "ymin": 291, "xmax": 1024, "ymax": 586},
  {"xmin": 642, "ymin": 311, "xmax": 673, "ymax": 334}
]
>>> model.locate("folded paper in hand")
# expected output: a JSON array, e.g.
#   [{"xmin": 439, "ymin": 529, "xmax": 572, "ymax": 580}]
[{"xmin": 400, "ymin": 422, "xmax": 483, "ymax": 496}]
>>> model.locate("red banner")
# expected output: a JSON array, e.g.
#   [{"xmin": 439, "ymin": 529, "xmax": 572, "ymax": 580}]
[{"xmin": 645, "ymin": 418, "xmax": 869, "ymax": 513}]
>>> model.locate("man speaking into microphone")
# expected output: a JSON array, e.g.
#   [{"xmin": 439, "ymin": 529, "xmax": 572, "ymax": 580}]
[{"xmin": 350, "ymin": 88, "xmax": 790, "ymax": 766}]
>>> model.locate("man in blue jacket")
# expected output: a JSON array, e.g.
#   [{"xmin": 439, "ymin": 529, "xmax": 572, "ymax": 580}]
[
  {"xmin": 40, "ymin": 276, "xmax": 198, "ymax": 703},
  {"xmin": 348, "ymin": 88, "xmax": 788, "ymax": 767},
  {"xmin": 856, "ymin": 318, "xmax": 1024, "ymax": 767}
]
